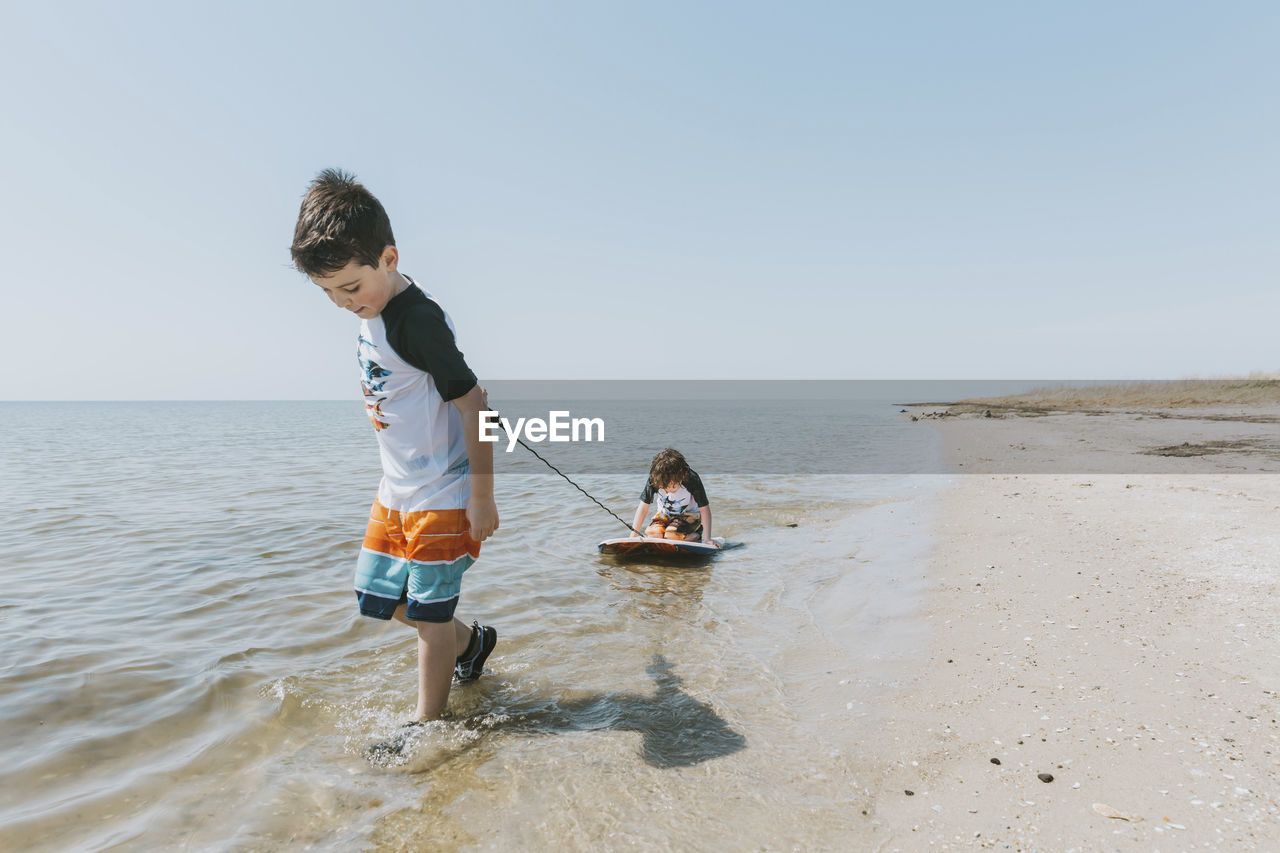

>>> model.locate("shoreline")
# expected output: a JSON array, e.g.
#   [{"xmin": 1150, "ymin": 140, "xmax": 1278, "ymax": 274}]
[{"xmin": 863, "ymin": 408, "xmax": 1280, "ymax": 849}]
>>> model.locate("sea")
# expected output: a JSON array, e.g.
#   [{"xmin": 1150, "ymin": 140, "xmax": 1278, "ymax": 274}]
[{"xmin": 0, "ymin": 391, "xmax": 956, "ymax": 851}]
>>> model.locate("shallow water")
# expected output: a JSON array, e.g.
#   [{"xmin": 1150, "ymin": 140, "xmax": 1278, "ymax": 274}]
[{"xmin": 0, "ymin": 400, "xmax": 942, "ymax": 850}]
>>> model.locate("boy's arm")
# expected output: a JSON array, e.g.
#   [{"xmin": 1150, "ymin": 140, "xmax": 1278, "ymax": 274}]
[
  {"xmin": 451, "ymin": 385, "xmax": 499, "ymax": 541},
  {"xmin": 631, "ymin": 502, "xmax": 650, "ymax": 537},
  {"xmin": 699, "ymin": 505, "xmax": 716, "ymax": 546}
]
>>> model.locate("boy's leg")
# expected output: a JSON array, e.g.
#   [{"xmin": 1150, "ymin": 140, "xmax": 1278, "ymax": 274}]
[
  {"xmin": 413, "ymin": 618, "xmax": 470, "ymax": 721},
  {"xmin": 393, "ymin": 607, "xmax": 473, "ymax": 721},
  {"xmin": 664, "ymin": 512, "xmax": 702, "ymax": 541}
]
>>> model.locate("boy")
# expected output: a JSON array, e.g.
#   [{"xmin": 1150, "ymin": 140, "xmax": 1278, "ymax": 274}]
[
  {"xmin": 630, "ymin": 448, "xmax": 718, "ymax": 547},
  {"xmin": 291, "ymin": 169, "xmax": 498, "ymax": 723}
]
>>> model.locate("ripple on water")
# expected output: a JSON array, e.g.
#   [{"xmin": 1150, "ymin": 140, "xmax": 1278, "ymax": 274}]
[{"xmin": 0, "ymin": 400, "xmax": 942, "ymax": 851}]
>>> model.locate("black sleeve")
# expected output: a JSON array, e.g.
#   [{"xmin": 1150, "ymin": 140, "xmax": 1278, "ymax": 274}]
[
  {"xmin": 386, "ymin": 300, "xmax": 478, "ymax": 402},
  {"xmin": 639, "ymin": 480, "xmax": 655, "ymax": 503},
  {"xmin": 686, "ymin": 470, "xmax": 709, "ymax": 507}
]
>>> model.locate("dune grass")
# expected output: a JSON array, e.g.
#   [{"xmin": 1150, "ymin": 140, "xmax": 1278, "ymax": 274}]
[{"xmin": 957, "ymin": 374, "xmax": 1280, "ymax": 412}]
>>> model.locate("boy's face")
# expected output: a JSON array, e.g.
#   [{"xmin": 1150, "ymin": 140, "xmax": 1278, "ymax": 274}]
[{"xmin": 310, "ymin": 247, "xmax": 402, "ymax": 319}]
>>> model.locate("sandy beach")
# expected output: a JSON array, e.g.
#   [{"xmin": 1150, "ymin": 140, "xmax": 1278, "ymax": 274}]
[
  {"xmin": 871, "ymin": 405, "xmax": 1280, "ymax": 850},
  {"xmin": 4, "ymin": 397, "xmax": 1278, "ymax": 851}
]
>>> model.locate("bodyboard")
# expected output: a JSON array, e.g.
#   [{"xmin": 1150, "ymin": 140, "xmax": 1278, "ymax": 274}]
[{"xmin": 597, "ymin": 536, "xmax": 726, "ymax": 557}]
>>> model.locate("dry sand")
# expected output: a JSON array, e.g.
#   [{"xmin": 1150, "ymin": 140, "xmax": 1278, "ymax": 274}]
[{"xmin": 870, "ymin": 407, "xmax": 1280, "ymax": 851}]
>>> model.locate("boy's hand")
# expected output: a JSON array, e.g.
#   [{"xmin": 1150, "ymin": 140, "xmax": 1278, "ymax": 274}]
[
  {"xmin": 452, "ymin": 384, "xmax": 497, "ymax": 542},
  {"xmin": 467, "ymin": 494, "xmax": 499, "ymax": 542},
  {"xmin": 630, "ymin": 503, "xmax": 650, "ymax": 540}
]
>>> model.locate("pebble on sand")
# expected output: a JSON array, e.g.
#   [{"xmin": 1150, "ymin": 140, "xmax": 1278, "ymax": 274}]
[{"xmin": 1038, "ymin": 773, "xmax": 1054, "ymax": 783}]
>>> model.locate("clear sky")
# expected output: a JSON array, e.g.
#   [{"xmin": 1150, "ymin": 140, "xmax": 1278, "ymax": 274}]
[{"xmin": 2, "ymin": 1, "xmax": 1276, "ymax": 400}]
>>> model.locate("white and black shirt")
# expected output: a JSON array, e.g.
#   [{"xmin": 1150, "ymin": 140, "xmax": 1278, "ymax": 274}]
[
  {"xmin": 640, "ymin": 470, "xmax": 709, "ymax": 517},
  {"xmin": 357, "ymin": 279, "xmax": 477, "ymax": 512}
]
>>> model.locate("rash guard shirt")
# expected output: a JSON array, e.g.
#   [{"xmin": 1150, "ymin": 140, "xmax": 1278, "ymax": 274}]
[
  {"xmin": 639, "ymin": 470, "xmax": 709, "ymax": 517},
  {"xmin": 357, "ymin": 278, "xmax": 478, "ymax": 513}
]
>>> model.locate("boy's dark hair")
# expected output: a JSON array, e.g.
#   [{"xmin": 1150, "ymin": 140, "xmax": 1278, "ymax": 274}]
[
  {"xmin": 291, "ymin": 168, "xmax": 396, "ymax": 277},
  {"xmin": 649, "ymin": 448, "xmax": 691, "ymax": 489}
]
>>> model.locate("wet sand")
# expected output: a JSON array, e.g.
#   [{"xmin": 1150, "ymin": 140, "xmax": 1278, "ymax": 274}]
[{"xmin": 870, "ymin": 408, "xmax": 1280, "ymax": 850}]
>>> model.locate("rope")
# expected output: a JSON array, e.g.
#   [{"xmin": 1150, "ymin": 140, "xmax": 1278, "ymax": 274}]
[{"xmin": 490, "ymin": 411, "xmax": 638, "ymax": 537}]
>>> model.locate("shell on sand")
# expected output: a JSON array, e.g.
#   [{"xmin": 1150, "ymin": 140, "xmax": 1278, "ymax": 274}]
[{"xmin": 1092, "ymin": 802, "xmax": 1143, "ymax": 822}]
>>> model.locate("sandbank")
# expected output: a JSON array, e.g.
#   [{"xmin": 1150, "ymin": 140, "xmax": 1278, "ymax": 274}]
[{"xmin": 868, "ymin": 404, "xmax": 1280, "ymax": 850}]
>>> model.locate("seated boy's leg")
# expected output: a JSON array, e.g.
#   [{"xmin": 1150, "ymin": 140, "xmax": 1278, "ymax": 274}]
[
  {"xmin": 645, "ymin": 515, "xmax": 669, "ymax": 538},
  {"xmin": 664, "ymin": 512, "xmax": 703, "ymax": 541}
]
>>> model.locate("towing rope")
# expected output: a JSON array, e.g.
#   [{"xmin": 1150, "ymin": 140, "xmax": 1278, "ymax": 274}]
[{"xmin": 492, "ymin": 413, "xmax": 638, "ymax": 537}]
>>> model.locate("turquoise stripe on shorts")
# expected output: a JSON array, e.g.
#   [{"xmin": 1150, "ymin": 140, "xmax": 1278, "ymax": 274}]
[{"xmin": 355, "ymin": 550, "xmax": 475, "ymax": 607}]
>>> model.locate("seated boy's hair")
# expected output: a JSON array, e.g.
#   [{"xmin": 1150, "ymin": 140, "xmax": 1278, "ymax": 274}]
[
  {"xmin": 291, "ymin": 168, "xmax": 396, "ymax": 277},
  {"xmin": 649, "ymin": 448, "xmax": 690, "ymax": 488}
]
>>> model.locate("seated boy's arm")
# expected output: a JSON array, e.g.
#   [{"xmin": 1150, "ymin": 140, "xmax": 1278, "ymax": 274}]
[
  {"xmin": 631, "ymin": 502, "xmax": 649, "ymax": 537},
  {"xmin": 699, "ymin": 505, "xmax": 716, "ymax": 546},
  {"xmin": 451, "ymin": 385, "xmax": 499, "ymax": 542}
]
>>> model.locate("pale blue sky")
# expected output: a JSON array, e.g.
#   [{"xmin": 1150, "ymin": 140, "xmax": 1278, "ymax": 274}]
[{"xmin": 2, "ymin": 1, "xmax": 1276, "ymax": 400}]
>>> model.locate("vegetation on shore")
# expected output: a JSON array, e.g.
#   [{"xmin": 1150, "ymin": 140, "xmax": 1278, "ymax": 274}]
[{"xmin": 952, "ymin": 374, "xmax": 1280, "ymax": 413}]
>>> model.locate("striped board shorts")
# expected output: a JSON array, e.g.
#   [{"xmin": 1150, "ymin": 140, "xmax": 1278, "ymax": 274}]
[{"xmin": 354, "ymin": 500, "xmax": 481, "ymax": 623}]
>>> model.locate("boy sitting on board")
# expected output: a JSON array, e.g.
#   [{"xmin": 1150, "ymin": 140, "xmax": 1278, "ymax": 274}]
[
  {"xmin": 630, "ymin": 448, "xmax": 718, "ymax": 547},
  {"xmin": 291, "ymin": 169, "xmax": 499, "ymax": 724}
]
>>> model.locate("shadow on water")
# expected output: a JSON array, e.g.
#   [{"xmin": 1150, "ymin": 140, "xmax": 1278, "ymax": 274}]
[
  {"xmin": 367, "ymin": 654, "xmax": 746, "ymax": 770},
  {"xmin": 595, "ymin": 560, "xmax": 714, "ymax": 611}
]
